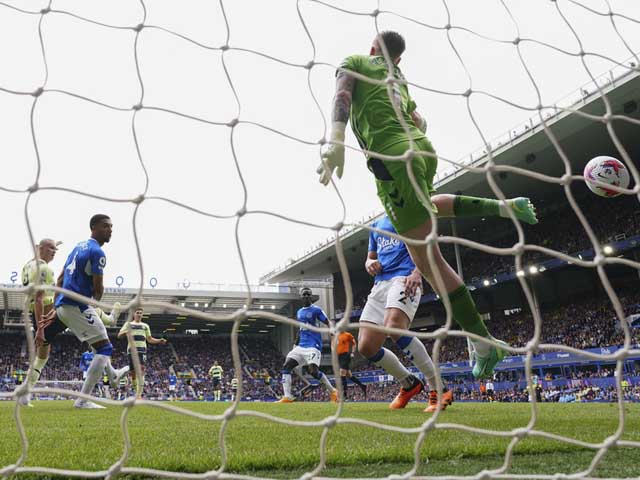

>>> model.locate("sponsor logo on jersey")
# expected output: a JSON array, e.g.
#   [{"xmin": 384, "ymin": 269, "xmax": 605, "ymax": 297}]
[{"xmin": 377, "ymin": 236, "xmax": 401, "ymax": 250}]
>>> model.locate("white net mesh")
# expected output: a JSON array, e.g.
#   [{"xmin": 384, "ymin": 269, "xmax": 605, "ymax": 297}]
[{"xmin": 1, "ymin": 0, "xmax": 640, "ymax": 478}]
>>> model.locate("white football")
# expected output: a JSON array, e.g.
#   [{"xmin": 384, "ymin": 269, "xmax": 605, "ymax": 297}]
[{"xmin": 583, "ymin": 156, "xmax": 630, "ymax": 197}]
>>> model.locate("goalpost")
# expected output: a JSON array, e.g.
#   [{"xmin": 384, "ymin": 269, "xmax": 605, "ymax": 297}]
[{"xmin": 1, "ymin": 1, "xmax": 640, "ymax": 478}]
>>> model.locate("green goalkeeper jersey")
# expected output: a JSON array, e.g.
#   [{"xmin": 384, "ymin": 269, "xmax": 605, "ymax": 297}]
[{"xmin": 339, "ymin": 54, "xmax": 426, "ymax": 155}]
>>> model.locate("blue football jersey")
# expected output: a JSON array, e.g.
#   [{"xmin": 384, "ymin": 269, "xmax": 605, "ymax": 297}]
[
  {"xmin": 369, "ymin": 215, "xmax": 415, "ymax": 283},
  {"xmin": 296, "ymin": 305, "xmax": 329, "ymax": 350},
  {"xmin": 79, "ymin": 351, "xmax": 94, "ymax": 372},
  {"xmin": 55, "ymin": 239, "xmax": 106, "ymax": 308},
  {"xmin": 169, "ymin": 375, "xmax": 177, "ymax": 386}
]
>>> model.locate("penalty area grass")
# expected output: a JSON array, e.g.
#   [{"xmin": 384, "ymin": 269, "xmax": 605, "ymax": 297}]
[{"xmin": 0, "ymin": 401, "xmax": 639, "ymax": 478}]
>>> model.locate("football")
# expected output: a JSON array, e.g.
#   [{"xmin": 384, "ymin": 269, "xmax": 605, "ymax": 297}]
[{"xmin": 583, "ymin": 156, "xmax": 630, "ymax": 197}]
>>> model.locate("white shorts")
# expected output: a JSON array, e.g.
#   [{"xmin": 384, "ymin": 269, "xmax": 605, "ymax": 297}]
[
  {"xmin": 56, "ymin": 305, "xmax": 108, "ymax": 344},
  {"xmin": 360, "ymin": 276, "xmax": 421, "ymax": 327},
  {"xmin": 286, "ymin": 346, "xmax": 322, "ymax": 367},
  {"xmin": 82, "ymin": 371, "xmax": 88, "ymax": 380},
  {"xmin": 169, "ymin": 385, "xmax": 176, "ymax": 391}
]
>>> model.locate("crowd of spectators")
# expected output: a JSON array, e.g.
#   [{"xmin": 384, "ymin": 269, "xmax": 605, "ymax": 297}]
[
  {"xmin": 483, "ymin": 293, "xmax": 639, "ymax": 351},
  {"xmin": 455, "ymin": 383, "xmax": 640, "ymax": 403},
  {"xmin": 331, "ymin": 192, "xmax": 640, "ymax": 317},
  {"xmin": 460, "ymin": 191, "xmax": 640, "ymax": 281},
  {"xmin": 324, "ymin": 375, "xmax": 640, "ymax": 403},
  {"xmin": 347, "ymin": 288, "xmax": 640, "ymax": 370},
  {"xmin": 334, "ymin": 294, "xmax": 369, "ymax": 318},
  {"xmin": 2, "ymin": 280, "xmax": 639, "ymax": 402},
  {"xmin": 338, "ymin": 288, "xmax": 638, "ymax": 369},
  {"xmin": 0, "ymin": 331, "xmax": 284, "ymax": 401},
  {"xmin": 414, "ymin": 289, "xmax": 640, "ymax": 365},
  {"xmin": 330, "ymin": 192, "xmax": 640, "ymax": 368}
]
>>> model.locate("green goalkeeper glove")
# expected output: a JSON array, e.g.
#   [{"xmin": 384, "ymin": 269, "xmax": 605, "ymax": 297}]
[{"xmin": 317, "ymin": 122, "xmax": 346, "ymax": 186}]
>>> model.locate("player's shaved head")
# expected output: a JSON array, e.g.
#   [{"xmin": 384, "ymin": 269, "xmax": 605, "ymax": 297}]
[
  {"xmin": 38, "ymin": 238, "xmax": 56, "ymax": 249},
  {"xmin": 37, "ymin": 238, "xmax": 58, "ymax": 262},
  {"xmin": 372, "ymin": 31, "xmax": 405, "ymax": 62}
]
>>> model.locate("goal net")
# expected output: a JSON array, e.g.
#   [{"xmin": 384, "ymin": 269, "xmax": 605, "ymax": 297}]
[{"xmin": 1, "ymin": 0, "xmax": 640, "ymax": 478}]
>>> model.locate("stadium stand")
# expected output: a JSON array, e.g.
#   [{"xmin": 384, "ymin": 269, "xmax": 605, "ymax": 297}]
[
  {"xmin": 2, "ymin": 313, "xmax": 638, "ymax": 403},
  {"xmin": 460, "ymin": 191, "xmax": 640, "ymax": 282},
  {"xmin": 413, "ymin": 288, "xmax": 640, "ymax": 365},
  {"xmin": 333, "ymin": 189, "xmax": 640, "ymax": 318},
  {"xmin": 2, "ymin": 181, "xmax": 639, "ymax": 404},
  {"xmin": 0, "ymin": 330, "xmax": 287, "ymax": 401}
]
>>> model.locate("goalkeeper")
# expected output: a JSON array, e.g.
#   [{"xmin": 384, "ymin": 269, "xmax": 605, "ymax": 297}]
[{"xmin": 318, "ymin": 31, "xmax": 539, "ymax": 378}]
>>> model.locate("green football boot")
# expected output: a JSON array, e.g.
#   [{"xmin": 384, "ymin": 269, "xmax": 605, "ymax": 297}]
[{"xmin": 472, "ymin": 338, "xmax": 508, "ymax": 379}]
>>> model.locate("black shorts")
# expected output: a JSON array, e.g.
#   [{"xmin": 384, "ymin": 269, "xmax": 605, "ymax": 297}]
[
  {"xmin": 30, "ymin": 312, "xmax": 67, "ymax": 345},
  {"xmin": 128, "ymin": 352, "xmax": 147, "ymax": 370},
  {"xmin": 212, "ymin": 378, "xmax": 221, "ymax": 388},
  {"xmin": 338, "ymin": 352, "xmax": 351, "ymax": 370},
  {"xmin": 487, "ymin": 389, "xmax": 494, "ymax": 397}
]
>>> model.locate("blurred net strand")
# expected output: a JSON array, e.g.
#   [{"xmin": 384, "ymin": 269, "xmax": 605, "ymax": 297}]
[{"xmin": 0, "ymin": 0, "xmax": 638, "ymax": 478}]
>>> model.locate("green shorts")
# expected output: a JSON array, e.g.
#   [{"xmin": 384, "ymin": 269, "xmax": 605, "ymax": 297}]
[{"xmin": 367, "ymin": 137, "xmax": 437, "ymax": 234}]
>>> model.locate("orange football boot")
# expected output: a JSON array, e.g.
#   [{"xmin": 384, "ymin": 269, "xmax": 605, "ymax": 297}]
[
  {"xmin": 389, "ymin": 377, "xmax": 424, "ymax": 409},
  {"xmin": 329, "ymin": 389, "xmax": 339, "ymax": 403},
  {"xmin": 424, "ymin": 389, "xmax": 454, "ymax": 413}
]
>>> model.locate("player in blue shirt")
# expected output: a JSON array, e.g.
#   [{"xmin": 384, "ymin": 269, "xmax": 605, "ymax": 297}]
[
  {"xmin": 54, "ymin": 214, "xmax": 128, "ymax": 409},
  {"xmin": 79, "ymin": 348, "xmax": 94, "ymax": 380},
  {"xmin": 358, "ymin": 215, "xmax": 453, "ymax": 412},
  {"xmin": 168, "ymin": 373, "xmax": 178, "ymax": 401},
  {"xmin": 78, "ymin": 347, "xmax": 112, "ymax": 397},
  {"xmin": 277, "ymin": 287, "xmax": 338, "ymax": 403}
]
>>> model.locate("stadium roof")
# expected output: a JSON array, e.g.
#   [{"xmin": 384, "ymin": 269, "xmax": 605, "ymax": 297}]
[
  {"xmin": 261, "ymin": 69, "xmax": 640, "ymax": 284},
  {"xmin": 0, "ymin": 285, "xmax": 302, "ymax": 335}
]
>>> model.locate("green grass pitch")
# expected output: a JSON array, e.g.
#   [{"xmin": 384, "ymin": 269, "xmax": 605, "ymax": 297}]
[{"xmin": 1, "ymin": 401, "xmax": 639, "ymax": 478}]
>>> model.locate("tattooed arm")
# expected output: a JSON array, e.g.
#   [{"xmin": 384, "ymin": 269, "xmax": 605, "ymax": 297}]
[
  {"xmin": 331, "ymin": 70, "xmax": 356, "ymax": 123},
  {"xmin": 410, "ymin": 110, "xmax": 427, "ymax": 133}
]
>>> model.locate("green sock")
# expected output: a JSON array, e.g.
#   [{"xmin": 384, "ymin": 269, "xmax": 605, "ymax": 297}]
[
  {"xmin": 448, "ymin": 285, "xmax": 489, "ymax": 338},
  {"xmin": 453, "ymin": 196, "xmax": 500, "ymax": 217}
]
